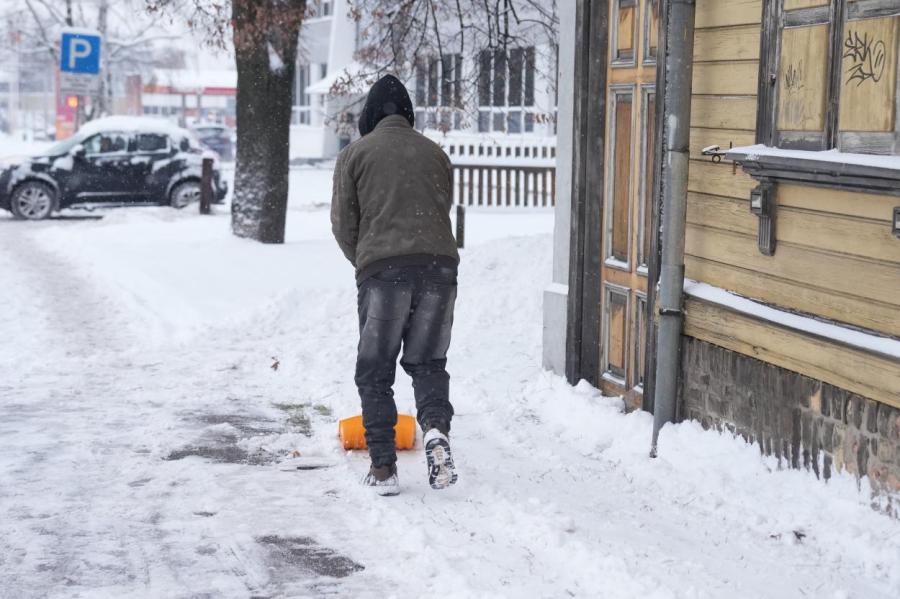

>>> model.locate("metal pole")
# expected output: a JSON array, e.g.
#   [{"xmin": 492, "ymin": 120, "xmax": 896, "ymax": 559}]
[
  {"xmin": 200, "ymin": 157, "xmax": 213, "ymax": 215},
  {"xmin": 11, "ymin": 30, "xmax": 20, "ymax": 138},
  {"xmin": 650, "ymin": 0, "xmax": 697, "ymax": 457},
  {"xmin": 456, "ymin": 204, "xmax": 465, "ymax": 249}
]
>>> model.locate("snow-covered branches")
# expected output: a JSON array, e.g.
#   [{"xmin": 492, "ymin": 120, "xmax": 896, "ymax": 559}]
[{"xmin": 337, "ymin": 0, "xmax": 559, "ymax": 129}]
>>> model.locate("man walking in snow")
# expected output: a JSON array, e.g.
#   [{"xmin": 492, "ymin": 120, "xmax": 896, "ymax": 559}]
[{"xmin": 331, "ymin": 75, "xmax": 460, "ymax": 496}]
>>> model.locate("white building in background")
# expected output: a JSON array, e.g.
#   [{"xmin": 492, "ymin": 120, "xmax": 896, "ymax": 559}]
[{"xmin": 291, "ymin": 0, "xmax": 558, "ymax": 162}]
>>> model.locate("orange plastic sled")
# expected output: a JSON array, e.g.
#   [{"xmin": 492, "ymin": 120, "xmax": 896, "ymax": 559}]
[{"xmin": 338, "ymin": 414, "xmax": 417, "ymax": 450}]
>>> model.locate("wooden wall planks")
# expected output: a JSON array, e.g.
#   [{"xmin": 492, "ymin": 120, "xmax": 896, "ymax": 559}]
[
  {"xmin": 685, "ymin": 255, "xmax": 900, "ymax": 337},
  {"xmin": 691, "ymin": 96, "xmax": 758, "ymax": 130},
  {"xmin": 694, "ymin": 25, "xmax": 762, "ymax": 62},
  {"xmin": 684, "ymin": 297, "xmax": 900, "ymax": 408},
  {"xmin": 686, "ymin": 192, "xmax": 900, "ymax": 263},
  {"xmin": 695, "ymin": 0, "xmax": 763, "ymax": 28},
  {"xmin": 777, "ymin": 183, "xmax": 898, "ymax": 221},
  {"xmin": 687, "ymin": 161, "xmax": 757, "ymax": 199},
  {"xmin": 685, "ymin": 223, "xmax": 900, "ymax": 306},
  {"xmin": 683, "ymin": 0, "xmax": 900, "ymax": 404},
  {"xmin": 693, "ymin": 62, "xmax": 760, "ymax": 95}
]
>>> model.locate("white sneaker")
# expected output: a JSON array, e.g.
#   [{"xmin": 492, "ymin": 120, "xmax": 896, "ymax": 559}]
[
  {"xmin": 424, "ymin": 429, "xmax": 458, "ymax": 490},
  {"xmin": 363, "ymin": 463, "xmax": 400, "ymax": 496}
]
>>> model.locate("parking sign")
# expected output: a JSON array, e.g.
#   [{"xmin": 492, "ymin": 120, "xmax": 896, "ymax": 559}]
[{"xmin": 59, "ymin": 29, "xmax": 102, "ymax": 95}]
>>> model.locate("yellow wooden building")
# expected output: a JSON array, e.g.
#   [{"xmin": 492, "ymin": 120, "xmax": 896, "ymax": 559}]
[{"xmin": 544, "ymin": 0, "xmax": 900, "ymax": 494}]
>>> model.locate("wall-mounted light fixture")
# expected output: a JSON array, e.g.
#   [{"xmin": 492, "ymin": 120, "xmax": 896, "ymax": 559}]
[
  {"xmin": 893, "ymin": 207, "xmax": 900, "ymax": 239},
  {"xmin": 750, "ymin": 179, "xmax": 776, "ymax": 256}
]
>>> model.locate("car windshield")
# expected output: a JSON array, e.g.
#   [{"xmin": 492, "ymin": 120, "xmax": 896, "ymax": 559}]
[{"xmin": 42, "ymin": 134, "xmax": 85, "ymax": 156}]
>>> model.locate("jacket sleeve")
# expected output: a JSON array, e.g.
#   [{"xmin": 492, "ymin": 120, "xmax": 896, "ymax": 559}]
[
  {"xmin": 331, "ymin": 149, "xmax": 360, "ymax": 266},
  {"xmin": 443, "ymin": 153, "xmax": 454, "ymax": 213}
]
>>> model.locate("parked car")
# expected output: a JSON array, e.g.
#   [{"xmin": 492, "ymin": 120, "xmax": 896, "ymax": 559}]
[
  {"xmin": 189, "ymin": 123, "xmax": 233, "ymax": 161},
  {"xmin": 0, "ymin": 116, "xmax": 228, "ymax": 220}
]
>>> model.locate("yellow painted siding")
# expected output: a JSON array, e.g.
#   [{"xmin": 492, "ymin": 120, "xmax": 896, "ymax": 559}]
[
  {"xmin": 684, "ymin": 297, "xmax": 900, "ymax": 408},
  {"xmin": 695, "ymin": 0, "xmax": 763, "ymax": 28},
  {"xmin": 692, "ymin": 63, "xmax": 759, "ymax": 95},
  {"xmin": 683, "ymin": 0, "xmax": 900, "ymax": 401},
  {"xmin": 685, "ymin": 256, "xmax": 900, "ymax": 337},
  {"xmin": 694, "ymin": 26, "xmax": 761, "ymax": 62}
]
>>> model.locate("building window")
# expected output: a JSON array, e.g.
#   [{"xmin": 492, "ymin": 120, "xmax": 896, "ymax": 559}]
[
  {"xmin": 414, "ymin": 54, "xmax": 462, "ymax": 132},
  {"xmin": 765, "ymin": 0, "xmax": 900, "ymax": 155},
  {"xmin": 291, "ymin": 64, "xmax": 326, "ymax": 125},
  {"xmin": 311, "ymin": 0, "xmax": 332, "ymax": 18},
  {"xmin": 477, "ymin": 47, "xmax": 536, "ymax": 134}
]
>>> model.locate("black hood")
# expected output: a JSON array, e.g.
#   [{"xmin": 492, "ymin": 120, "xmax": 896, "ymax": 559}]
[{"xmin": 357, "ymin": 74, "xmax": 415, "ymax": 137}]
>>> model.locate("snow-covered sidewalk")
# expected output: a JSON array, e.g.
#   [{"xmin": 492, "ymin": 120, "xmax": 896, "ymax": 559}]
[{"xmin": 1, "ymin": 193, "xmax": 898, "ymax": 598}]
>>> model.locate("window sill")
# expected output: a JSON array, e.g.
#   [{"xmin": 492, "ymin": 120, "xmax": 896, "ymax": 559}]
[{"xmin": 724, "ymin": 145, "xmax": 900, "ymax": 196}]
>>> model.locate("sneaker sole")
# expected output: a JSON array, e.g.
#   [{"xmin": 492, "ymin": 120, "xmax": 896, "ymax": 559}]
[{"xmin": 427, "ymin": 441, "xmax": 458, "ymax": 490}]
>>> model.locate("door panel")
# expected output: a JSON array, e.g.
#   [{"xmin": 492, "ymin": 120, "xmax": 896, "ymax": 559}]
[
  {"xmin": 604, "ymin": 283, "xmax": 630, "ymax": 383},
  {"xmin": 132, "ymin": 133, "xmax": 173, "ymax": 202},
  {"xmin": 600, "ymin": 0, "xmax": 658, "ymax": 407},
  {"xmin": 614, "ymin": 0, "xmax": 638, "ymax": 64},
  {"xmin": 75, "ymin": 131, "xmax": 136, "ymax": 201},
  {"xmin": 634, "ymin": 292, "xmax": 648, "ymax": 388},
  {"xmin": 639, "ymin": 87, "xmax": 657, "ymax": 267},
  {"xmin": 609, "ymin": 89, "xmax": 634, "ymax": 265}
]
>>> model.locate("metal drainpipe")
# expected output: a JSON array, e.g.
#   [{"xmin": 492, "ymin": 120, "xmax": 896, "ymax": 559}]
[{"xmin": 650, "ymin": 0, "xmax": 697, "ymax": 457}]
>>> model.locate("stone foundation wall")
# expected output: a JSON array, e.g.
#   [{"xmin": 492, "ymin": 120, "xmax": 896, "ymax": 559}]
[{"xmin": 679, "ymin": 336, "xmax": 900, "ymax": 498}]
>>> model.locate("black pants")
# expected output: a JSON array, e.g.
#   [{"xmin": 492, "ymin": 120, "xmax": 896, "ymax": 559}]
[{"xmin": 355, "ymin": 264, "xmax": 457, "ymax": 467}]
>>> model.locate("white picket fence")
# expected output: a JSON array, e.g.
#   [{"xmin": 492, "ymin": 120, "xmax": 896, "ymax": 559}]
[{"xmin": 426, "ymin": 133, "xmax": 557, "ymax": 208}]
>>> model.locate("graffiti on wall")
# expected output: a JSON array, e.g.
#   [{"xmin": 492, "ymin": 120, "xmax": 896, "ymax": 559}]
[{"xmin": 843, "ymin": 30, "xmax": 886, "ymax": 86}]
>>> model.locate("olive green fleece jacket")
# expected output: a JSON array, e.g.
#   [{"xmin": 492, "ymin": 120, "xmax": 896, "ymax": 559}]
[{"xmin": 330, "ymin": 115, "xmax": 460, "ymax": 282}]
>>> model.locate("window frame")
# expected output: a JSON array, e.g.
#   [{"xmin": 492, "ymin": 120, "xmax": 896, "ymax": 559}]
[
  {"xmin": 415, "ymin": 53, "xmax": 463, "ymax": 132},
  {"xmin": 82, "ymin": 131, "xmax": 132, "ymax": 156},
  {"xmin": 135, "ymin": 133, "xmax": 171, "ymax": 155},
  {"xmin": 476, "ymin": 46, "xmax": 538, "ymax": 134},
  {"xmin": 759, "ymin": 0, "xmax": 900, "ymax": 156}
]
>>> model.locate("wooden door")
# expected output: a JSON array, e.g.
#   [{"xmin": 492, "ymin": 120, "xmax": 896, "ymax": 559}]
[{"xmin": 599, "ymin": 0, "xmax": 658, "ymax": 407}]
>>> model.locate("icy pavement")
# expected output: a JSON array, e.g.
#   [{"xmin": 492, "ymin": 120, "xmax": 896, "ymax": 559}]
[{"xmin": 1, "ymin": 203, "xmax": 898, "ymax": 598}]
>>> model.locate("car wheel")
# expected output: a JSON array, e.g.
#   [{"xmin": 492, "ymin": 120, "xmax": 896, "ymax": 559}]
[
  {"xmin": 10, "ymin": 181, "xmax": 55, "ymax": 220},
  {"xmin": 169, "ymin": 180, "xmax": 201, "ymax": 209}
]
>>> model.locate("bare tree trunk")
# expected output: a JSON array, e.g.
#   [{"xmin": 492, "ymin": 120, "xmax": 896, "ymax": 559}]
[{"xmin": 231, "ymin": 0, "xmax": 306, "ymax": 244}]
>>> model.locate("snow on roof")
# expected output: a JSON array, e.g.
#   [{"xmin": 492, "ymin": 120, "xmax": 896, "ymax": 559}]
[
  {"xmin": 684, "ymin": 279, "xmax": 900, "ymax": 359},
  {"xmin": 150, "ymin": 68, "xmax": 237, "ymax": 91},
  {"xmin": 78, "ymin": 116, "xmax": 193, "ymax": 139},
  {"xmin": 727, "ymin": 144, "xmax": 900, "ymax": 171}
]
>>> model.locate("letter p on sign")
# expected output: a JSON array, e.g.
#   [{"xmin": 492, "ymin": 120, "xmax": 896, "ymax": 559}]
[{"xmin": 60, "ymin": 31, "xmax": 101, "ymax": 75}]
